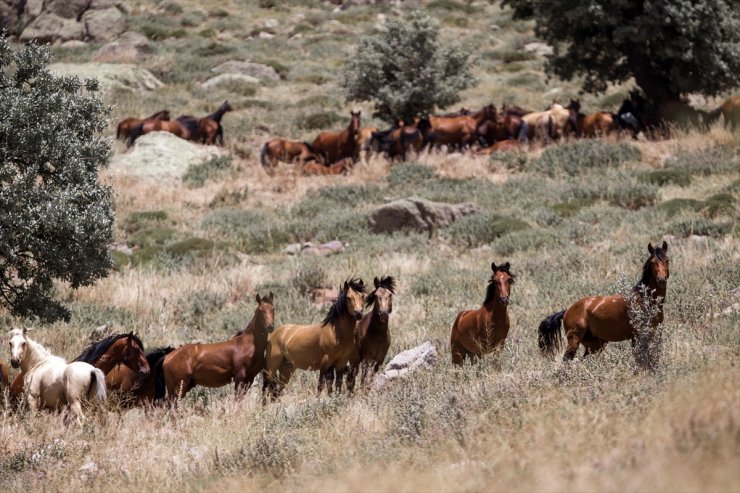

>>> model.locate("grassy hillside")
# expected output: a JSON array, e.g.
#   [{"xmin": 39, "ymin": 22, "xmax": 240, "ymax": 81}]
[{"xmin": 1, "ymin": 1, "xmax": 739, "ymax": 492}]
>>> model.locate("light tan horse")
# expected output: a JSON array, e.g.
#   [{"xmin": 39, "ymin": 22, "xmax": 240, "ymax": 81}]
[
  {"xmin": 8, "ymin": 328, "xmax": 106, "ymax": 422},
  {"xmin": 262, "ymin": 278, "xmax": 366, "ymax": 402},
  {"xmin": 522, "ymin": 103, "xmax": 572, "ymax": 142},
  {"xmin": 356, "ymin": 127, "xmax": 378, "ymax": 162}
]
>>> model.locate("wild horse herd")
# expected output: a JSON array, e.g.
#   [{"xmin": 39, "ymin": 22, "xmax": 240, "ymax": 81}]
[
  {"xmin": 2, "ymin": 241, "xmax": 670, "ymax": 422},
  {"xmin": 118, "ymin": 94, "xmax": 740, "ymax": 176}
]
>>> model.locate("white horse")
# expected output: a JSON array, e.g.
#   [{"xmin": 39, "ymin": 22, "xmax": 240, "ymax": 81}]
[{"xmin": 8, "ymin": 328, "xmax": 106, "ymax": 422}]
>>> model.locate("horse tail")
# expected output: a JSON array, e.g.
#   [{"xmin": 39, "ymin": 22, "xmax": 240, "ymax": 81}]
[
  {"xmin": 538, "ymin": 309, "xmax": 565, "ymax": 356},
  {"xmin": 127, "ymin": 123, "xmax": 145, "ymax": 147},
  {"xmin": 518, "ymin": 120, "xmax": 529, "ymax": 143},
  {"xmin": 87, "ymin": 368, "xmax": 107, "ymax": 403},
  {"xmin": 153, "ymin": 354, "xmax": 167, "ymax": 401},
  {"xmin": 259, "ymin": 142, "xmax": 270, "ymax": 167}
]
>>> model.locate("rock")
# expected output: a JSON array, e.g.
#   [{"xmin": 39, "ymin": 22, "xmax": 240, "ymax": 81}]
[
  {"xmin": 89, "ymin": 324, "xmax": 110, "ymax": 342},
  {"xmin": 369, "ymin": 197, "xmax": 479, "ymax": 234},
  {"xmin": 301, "ymin": 240, "xmax": 345, "ymax": 256},
  {"xmin": 78, "ymin": 461, "xmax": 98, "ymax": 475},
  {"xmin": 93, "ymin": 31, "xmax": 151, "ymax": 62},
  {"xmin": 61, "ymin": 40, "xmax": 87, "ymax": 48},
  {"xmin": 46, "ymin": 0, "xmax": 88, "ymax": 19},
  {"xmin": 83, "ymin": 7, "xmax": 126, "ymax": 42},
  {"xmin": 20, "ymin": 12, "xmax": 84, "ymax": 43},
  {"xmin": 201, "ymin": 73, "xmax": 260, "ymax": 89},
  {"xmin": 211, "ymin": 60, "xmax": 280, "ymax": 81},
  {"xmin": 524, "ymin": 42, "xmax": 553, "ymax": 56},
  {"xmin": 48, "ymin": 62, "xmax": 163, "ymax": 99},
  {"xmin": 110, "ymin": 131, "xmax": 223, "ymax": 179},
  {"xmin": 289, "ymin": 13, "xmax": 305, "ymax": 23},
  {"xmin": 264, "ymin": 18, "xmax": 279, "ymax": 28},
  {"xmin": 284, "ymin": 242, "xmax": 308, "ymax": 255},
  {"xmin": 373, "ymin": 341, "xmax": 438, "ymax": 389},
  {"xmin": 545, "ymin": 87, "xmax": 562, "ymax": 98},
  {"xmin": 258, "ymin": 31, "xmax": 274, "ymax": 39}
]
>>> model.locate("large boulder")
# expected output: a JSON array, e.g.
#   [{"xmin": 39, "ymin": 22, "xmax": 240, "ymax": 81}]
[
  {"xmin": 19, "ymin": 12, "xmax": 84, "ymax": 43},
  {"xmin": 0, "ymin": 0, "xmax": 25, "ymax": 33},
  {"xmin": 46, "ymin": 0, "xmax": 89, "ymax": 19},
  {"xmin": 211, "ymin": 60, "xmax": 281, "ymax": 81},
  {"xmin": 373, "ymin": 341, "xmax": 438, "ymax": 389},
  {"xmin": 110, "ymin": 131, "xmax": 223, "ymax": 179},
  {"xmin": 369, "ymin": 197, "xmax": 479, "ymax": 234},
  {"xmin": 9, "ymin": 0, "xmax": 127, "ymax": 41},
  {"xmin": 48, "ymin": 63, "xmax": 163, "ymax": 99},
  {"xmin": 201, "ymin": 73, "xmax": 260, "ymax": 90},
  {"xmin": 93, "ymin": 31, "xmax": 152, "ymax": 62},
  {"xmin": 83, "ymin": 7, "xmax": 126, "ymax": 42}
]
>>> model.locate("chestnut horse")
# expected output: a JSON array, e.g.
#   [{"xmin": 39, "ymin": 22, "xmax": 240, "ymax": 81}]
[
  {"xmin": 127, "ymin": 115, "xmax": 202, "ymax": 147},
  {"xmin": 0, "ymin": 360, "xmax": 8, "ymax": 389},
  {"xmin": 161, "ymin": 293, "xmax": 275, "ymax": 399},
  {"xmin": 347, "ymin": 276, "xmax": 396, "ymax": 391},
  {"xmin": 262, "ymin": 278, "xmax": 365, "ymax": 402},
  {"xmin": 260, "ymin": 138, "xmax": 317, "ymax": 170},
  {"xmin": 311, "ymin": 111, "xmax": 361, "ymax": 164},
  {"xmin": 538, "ymin": 242, "xmax": 670, "ymax": 361},
  {"xmin": 301, "ymin": 158, "xmax": 353, "ymax": 176},
  {"xmin": 423, "ymin": 104, "xmax": 495, "ymax": 151},
  {"xmin": 566, "ymin": 100, "xmax": 616, "ymax": 137},
  {"xmin": 116, "ymin": 110, "xmax": 169, "ymax": 140},
  {"xmin": 706, "ymin": 96, "xmax": 740, "ymax": 130},
  {"xmin": 450, "ymin": 262, "xmax": 515, "ymax": 365},
  {"xmin": 199, "ymin": 100, "xmax": 232, "ymax": 145}
]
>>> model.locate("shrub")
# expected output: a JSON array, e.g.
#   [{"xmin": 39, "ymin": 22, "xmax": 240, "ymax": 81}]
[
  {"xmin": 495, "ymin": 228, "xmax": 563, "ymax": 256},
  {"xmin": 182, "ymin": 155, "xmax": 233, "ymax": 188},
  {"xmin": 122, "ymin": 211, "xmax": 168, "ymax": 233},
  {"xmin": 531, "ymin": 140, "xmax": 641, "ymax": 176},
  {"xmin": 658, "ymin": 198, "xmax": 703, "ymax": 217},
  {"xmin": 446, "ymin": 212, "xmax": 530, "ymax": 247},
  {"xmin": 202, "ymin": 208, "xmax": 290, "ymax": 253},
  {"xmin": 665, "ymin": 145, "xmax": 740, "ymax": 175},
  {"xmin": 638, "ymin": 169, "xmax": 692, "ymax": 187},
  {"xmin": 387, "ymin": 164, "xmax": 437, "ymax": 189},
  {"xmin": 701, "ymin": 193, "xmax": 736, "ymax": 218},
  {"xmin": 668, "ymin": 219, "xmax": 734, "ymax": 238},
  {"xmin": 129, "ymin": 227, "xmax": 176, "ymax": 248},
  {"xmin": 296, "ymin": 111, "xmax": 343, "ymax": 130},
  {"xmin": 551, "ymin": 198, "xmax": 597, "ymax": 217}
]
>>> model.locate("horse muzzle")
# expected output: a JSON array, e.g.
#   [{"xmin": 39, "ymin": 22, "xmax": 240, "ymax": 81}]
[
  {"xmin": 379, "ymin": 311, "xmax": 390, "ymax": 322},
  {"xmin": 354, "ymin": 311, "xmax": 363, "ymax": 321},
  {"xmin": 138, "ymin": 367, "xmax": 151, "ymax": 378},
  {"xmin": 657, "ymin": 277, "xmax": 667, "ymax": 286},
  {"xmin": 10, "ymin": 358, "xmax": 20, "ymax": 369},
  {"xmin": 499, "ymin": 296, "xmax": 510, "ymax": 306},
  {"xmin": 266, "ymin": 324, "xmax": 275, "ymax": 333}
]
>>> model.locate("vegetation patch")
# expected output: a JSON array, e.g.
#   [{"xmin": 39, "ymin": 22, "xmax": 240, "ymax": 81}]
[
  {"xmin": 183, "ymin": 155, "xmax": 233, "ymax": 188},
  {"xmin": 296, "ymin": 111, "xmax": 343, "ymax": 130},
  {"xmin": 638, "ymin": 169, "xmax": 692, "ymax": 187},
  {"xmin": 122, "ymin": 211, "xmax": 168, "ymax": 233},
  {"xmin": 701, "ymin": 193, "xmax": 736, "ymax": 218},
  {"xmin": 658, "ymin": 198, "xmax": 703, "ymax": 217},
  {"xmin": 551, "ymin": 198, "xmax": 597, "ymax": 217},
  {"xmin": 531, "ymin": 140, "xmax": 641, "ymax": 176},
  {"xmin": 446, "ymin": 211, "xmax": 529, "ymax": 247},
  {"xmin": 665, "ymin": 144, "xmax": 740, "ymax": 175}
]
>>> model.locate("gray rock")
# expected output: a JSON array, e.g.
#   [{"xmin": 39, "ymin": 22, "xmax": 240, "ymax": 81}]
[
  {"xmin": 211, "ymin": 60, "xmax": 281, "ymax": 81},
  {"xmin": 0, "ymin": 0, "xmax": 26, "ymax": 34},
  {"xmin": 20, "ymin": 13, "xmax": 84, "ymax": 43},
  {"xmin": 61, "ymin": 40, "xmax": 87, "ymax": 48},
  {"xmin": 301, "ymin": 240, "xmax": 345, "ymax": 256},
  {"xmin": 48, "ymin": 62, "xmax": 163, "ymax": 99},
  {"xmin": 258, "ymin": 31, "xmax": 274, "ymax": 39},
  {"xmin": 201, "ymin": 73, "xmax": 260, "ymax": 89},
  {"xmin": 83, "ymin": 7, "xmax": 126, "ymax": 42},
  {"xmin": 524, "ymin": 42, "xmax": 553, "ymax": 56},
  {"xmin": 284, "ymin": 242, "xmax": 308, "ymax": 255},
  {"xmin": 373, "ymin": 341, "xmax": 438, "ymax": 389},
  {"xmin": 46, "ymin": 0, "xmax": 88, "ymax": 19},
  {"xmin": 369, "ymin": 196, "xmax": 479, "ymax": 234},
  {"xmin": 264, "ymin": 18, "xmax": 279, "ymax": 28},
  {"xmin": 93, "ymin": 32, "xmax": 151, "ymax": 62}
]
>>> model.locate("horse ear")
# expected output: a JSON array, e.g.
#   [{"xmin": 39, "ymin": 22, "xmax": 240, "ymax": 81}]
[
  {"xmin": 491, "ymin": 262, "xmax": 497, "ymax": 272},
  {"xmin": 648, "ymin": 243, "xmax": 655, "ymax": 254},
  {"xmin": 256, "ymin": 293, "xmax": 262, "ymax": 303},
  {"xmin": 23, "ymin": 327, "xmax": 32, "ymax": 335},
  {"xmin": 662, "ymin": 240, "xmax": 668, "ymax": 251},
  {"xmin": 502, "ymin": 262, "xmax": 510, "ymax": 271},
  {"xmin": 268, "ymin": 291, "xmax": 274, "ymax": 301},
  {"xmin": 343, "ymin": 281, "xmax": 349, "ymax": 291},
  {"xmin": 374, "ymin": 277, "xmax": 380, "ymax": 288}
]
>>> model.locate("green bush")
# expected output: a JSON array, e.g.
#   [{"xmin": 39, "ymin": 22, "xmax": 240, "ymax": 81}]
[
  {"xmin": 668, "ymin": 219, "xmax": 734, "ymax": 238},
  {"xmin": 194, "ymin": 43, "xmax": 233, "ymax": 57},
  {"xmin": 638, "ymin": 169, "xmax": 692, "ymax": 187},
  {"xmin": 446, "ymin": 211, "xmax": 530, "ymax": 247},
  {"xmin": 701, "ymin": 193, "xmax": 736, "ymax": 218},
  {"xmin": 182, "ymin": 155, "xmax": 233, "ymax": 188},
  {"xmin": 122, "ymin": 211, "xmax": 168, "ymax": 233},
  {"xmin": 494, "ymin": 228, "xmax": 563, "ymax": 256},
  {"xmin": 296, "ymin": 111, "xmax": 343, "ymax": 130},
  {"xmin": 665, "ymin": 145, "xmax": 740, "ymax": 176},
  {"xmin": 531, "ymin": 140, "xmax": 642, "ymax": 176},
  {"xmin": 129, "ymin": 227, "xmax": 176, "ymax": 248},
  {"xmin": 551, "ymin": 198, "xmax": 597, "ymax": 217},
  {"xmin": 658, "ymin": 198, "xmax": 703, "ymax": 217}
]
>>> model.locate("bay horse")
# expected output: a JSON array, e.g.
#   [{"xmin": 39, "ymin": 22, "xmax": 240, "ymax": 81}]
[
  {"xmin": 311, "ymin": 110, "xmax": 361, "ymax": 164},
  {"xmin": 566, "ymin": 99, "xmax": 616, "ymax": 138},
  {"xmin": 301, "ymin": 158, "xmax": 353, "ymax": 176},
  {"xmin": 262, "ymin": 278, "xmax": 365, "ymax": 402},
  {"xmin": 107, "ymin": 346, "xmax": 174, "ymax": 404},
  {"xmin": 127, "ymin": 115, "xmax": 201, "ymax": 147},
  {"xmin": 476, "ymin": 139, "xmax": 521, "ymax": 155},
  {"xmin": 199, "ymin": 100, "xmax": 232, "ymax": 145},
  {"xmin": 161, "ymin": 293, "xmax": 275, "ymax": 399},
  {"xmin": 73, "ymin": 333, "xmax": 150, "ymax": 394},
  {"xmin": 116, "ymin": 110, "xmax": 170, "ymax": 140},
  {"xmin": 8, "ymin": 328, "xmax": 106, "ymax": 422},
  {"xmin": 450, "ymin": 262, "xmax": 515, "ymax": 365},
  {"xmin": 368, "ymin": 125, "xmax": 424, "ymax": 161},
  {"xmin": 260, "ymin": 138, "xmax": 317, "ymax": 170},
  {"xmin": 347, "ymin": 276, "xmax": 396, "ymax": 391},
  {"xmin": 423, "ymin": 104, "xmax": 495, "ymax": 151},
  {"xmin": 538, "ymin": 242, "xmax": 669, "ymax": 362}
]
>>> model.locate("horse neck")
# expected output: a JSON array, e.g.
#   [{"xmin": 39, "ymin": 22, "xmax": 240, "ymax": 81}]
[
  {"xmin": 22, "ymin": 338, "xmax": 52, "ymax": 372},
  {"xmin": 94, "ymin": 346, "xmax": 123, "ymax": 374},
  {"xmin": 482, "ymin": 298, "xmax": 508, "ymax": 322},
  {"xmin": 240, "ymin": 314, "xmax": 269, "ymax": 348},
  {"xmin": 209, "ymin": 107, "xmax": 228, "ymax": 123},
  {"xmin": 330, "ymin": 310, "xmax": 357, "ymax": 341},
  {"xmin": 368, "ymin": 303, "xmax": 389, "ymax": 333}
]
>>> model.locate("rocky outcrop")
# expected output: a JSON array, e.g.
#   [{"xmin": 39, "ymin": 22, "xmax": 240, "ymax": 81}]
[
  {"xmin": 93, "ymin": 31, "xmax": 152, "ymax": 63},
  {"xmin": 82, "ymin": 7, "xmax": 126, "ymax": 42},
  {"xmin": 48, "ymin": 62, "xmax": 163, "ymax": 100},
  {"xmin": 369, "ymin": 197, "xmax": 479, "ymax": 234},
  {"xmin": 211, "ymin": 60, "xmax": 281, "ymax": 81}
]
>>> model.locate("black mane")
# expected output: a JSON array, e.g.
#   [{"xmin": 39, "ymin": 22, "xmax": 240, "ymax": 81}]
[
  {"xmin": 365, "ymin": 276, "xmax": 396, "ymax": 307},
  {"xmin": 484, "ymin": 264, "xmax": 516, "ymax": 305},
  {"xmin": 145, "ymin": 346, "xmax": 174, "ymax": 367},
  {"xmin": 635, "ymin": 247, "xmax": 667, "ymax": 290},
  {"xmin": 322, "ymin": 277, "xmax": 365, "ymax": 327},
  {"xmin": 74, "ymin": 333, "xmax": 143, "ymax": 364}
]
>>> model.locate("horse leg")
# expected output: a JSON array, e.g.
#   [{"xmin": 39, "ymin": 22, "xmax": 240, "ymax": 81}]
[
  {"xmin": 582, "ymin": 330, "xmax": 607, "ymax": 358},
  {"xmin": 334, "ymin": 366, "xmax": 346, "ymax": 394},
  {"xmin": 234, "ymin": 368, "xmax": 249, "ymax": 398},
  {"xmin": 451, "ymin": 339, "xmax": 470, "ymax": 366},
  {"xmin": 325, "ymin": 367, "xmax": 336, "ymax": 396},
  {"xmin": 317, "ymin": 368, "xmax": 329, "ymax": 396},
  {"xmin": 347, "ymin": 364, "xmax": 358, "ymax": 394}
]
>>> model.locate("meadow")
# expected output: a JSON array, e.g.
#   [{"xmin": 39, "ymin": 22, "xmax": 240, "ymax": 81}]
[{"xmin": 1, "ymin": 1, "xmax": 739, "ymax": 492}]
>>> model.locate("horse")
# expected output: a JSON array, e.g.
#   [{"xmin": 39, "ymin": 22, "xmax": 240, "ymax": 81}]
[
  {"xmin": 127, "ymin": 115, "xmax": 202, "ymax": 147},
  {"xmin": 73, "ymin": 333, "xmax": 150, "ymax": 394},
  {"xmin": 8, "ymin": 328, "xmax": 106, "ymax": 422},
  {"xmin": 706, "ymin": 96, "xmax": 740, "ymax": 130},
  {"xmin": 566, "ymin": 99, "xmax": 617, "ymax": 138},
  {"xmin": 199, "ymin": 100, "xmax": 232, "ymax": 145},
  {"xmin": 356, "ymin": 127, "xmax": 378, "ymax": 162},
  {"xmin": 116, "ymin": 110, "xmax": 170, "ymax": 140},
  {"xmin": 347, "ymin": 276, "xmax": 396, "ymax": 391},
  {"xmin": 311, "ymin": 110, "xmax": 361, "ymax": 165},
  {"xmin": 501, "ymin": 103, "xmax": 532, "ymax": 117},
  {"xmin": 439, "ymin": 107, "xmax": 471, "ymax": 117},
  {"xmin": 368, "ymin": 125, "xmax": 424, "ymax": 161},
  {"xmin": 0, "ymin": 360, "xmax": 8, "ymax": 389},
  {"xmin": 260, "ymin": 138, "xmax": 317, "ymax": 170},
  {"xmin": 161, "ymin": 293, "xmax": 275, "ymax": 399},
  {"xmin": 476, "ymin": 139, "xmax": 521, "ymax": 155},
  {"xmin": 523, "ymin": 103, "xmax": 572, "ymax": 143},
  {"xmin": 450, "ymin": 262, "xmax": 515, "ymax": 365},
  {"xmin": 423, "ymin": 104, "xmax": 495, "ymax": 151},
  {"xmin": 262, "ymin": 278, "xmax": 365, "ymax": 402},
  {"xmin": 538, "ymin": 242, "xmax": 670, "ymax": 362},
  {"xmin": 301, "ymin": 158, "xmax": 353, "ymax": 176},
  {"xmin": 106, "ymin": 346, "xmax": 174, "ymax": 404}
]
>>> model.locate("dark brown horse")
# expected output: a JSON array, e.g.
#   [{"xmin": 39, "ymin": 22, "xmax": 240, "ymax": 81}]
[
  {"xmin": 199, "ymin": 101, "xmax": 232, "ymax": 145},
  {"xmin": 347, "ymin": 276, "xmax": 396, "ymax": 391},
  {"xmin": 107, "ymin": 346, "xmax": 174, "ymax": 404},
  {"xmin": 116, "ymin": 110, "xmax": 170, "ymax": 140},
  {"xmin": 368, "ymin": 125, "xmax": 424, "ymax": 161},
  {"xmin": 539, "ymin": 242, "xmax": 670, "ymax": 362},
  {"xmin": 311, "ymin": 111, "xmax": 361, "ymax": 164},
  {"xmin": 161, "ymin": 293, "xmax": 275, "ymax": 399},
  {"xmin": 260, "ymin": 138, "xmax": 317, "ymax": 170},
  {"xmin": 450, "ymin": 262, "xmax": 515, "ymax": 365}
]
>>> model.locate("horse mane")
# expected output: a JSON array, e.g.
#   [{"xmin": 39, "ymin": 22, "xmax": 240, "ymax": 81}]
[
  {"xmin": 365, "ymin": 276, "xmax": 397, "ymax": 307},
  {"xmin": 73, "ymin": 333, "xmax": 143, "ymax": 364},
  {"xmin": 322, "ymin": 277, "xmax": 366, "ymax": 327},
  {"xmin": 634, "ymin": 247, "xmax": 667, "ymax": 290},
  {"xmin": 206, "ymin": 101, "xmax": 231, "ymax": 122},
  {"xmin": 484, "ymin": 264, "xmax": 516, "ymax": 305},
  {"xmin": 145, "ymin": 346, "xmax": 174, "ymax": 367}
]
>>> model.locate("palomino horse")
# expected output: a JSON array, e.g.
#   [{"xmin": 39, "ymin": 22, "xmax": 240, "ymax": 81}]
[
  {"xmin": 566, "ymin": 100, "xmax": 616, "ymax": 138},
  {"xmin": 311, "ymin": 111, "xmax": 361, "ymax": 164},
  {"xmin": 73, "ymin": 333, "xmax": 150, "ymax": 394},
  {"xmin": 260, "ymin": 138, "xmax": 317, "ymax": 170},
  {"xmin": 161, "ymin": 293, "xmax": 275, "ymax": 399},
  {"xmin": 262, "ymin": 278, "xmax": 366, "ymax": 401},
  {"xmin": 522, "ymin": 103, "xmax": 572, "ymax": 142},
  {"xmin": 199, "ymin": 100, "xmax": 232, "ymax": 145},
  {"xmin": 8, "ymin": 328, "xmax": 106, "ymax": 421},
  {"xmin": 301, "ymin": 158, "xmax": 353, "ymax": 176},
  {"xmin": 538, "ymin": 242, "xmax": 670, "ymax": 361},
  {"xmin": 116, "ymin": 110, "xmax": 170, "ymax": 140},
  {"xmin": 347, "ymin": 276, "xmax": 396, "ymax": 391},
  {"xmin": 107, "ymin": 346, "xmax": 174, "ymax": 404},
  {"xmin": 450, "ymin": 262, "xmax": 515, "ymax": 365}
]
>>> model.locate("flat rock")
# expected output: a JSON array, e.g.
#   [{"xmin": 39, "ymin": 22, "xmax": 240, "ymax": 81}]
[
  {"xmin": 46, "ymin": 0, "xmax": 88, "ymax": 19},
  {"xmin": 369, "ymin": 196, "xmax": 478, "ymax": 234},
  {"xmin": 211, "ymin": 60, "xmax": 280, "ymax": 81},
  {"xmin": 110, "ymin": 131, "xmax": 222, "ymax": 178},
  {"xmin": 48, "ymin": 62, "xmax": 163, "ymax": 99},
  {"xmin": 373, "ymin": 341, "xmax": 438, "ymax": 389},
  {"xmin": 201, "ymin": 73, "xmax": 260, "ymax": 89}
]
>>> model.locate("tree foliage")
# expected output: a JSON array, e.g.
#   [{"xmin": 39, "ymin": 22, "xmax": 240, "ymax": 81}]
[
  {"xmin": 341, "ymin": 12, "xmax": 475, "ymax": 124},
  {"xmin": 0, "ymin": 37, "xmax": 114, "ymax": 322},
  {"xmin": 502, "ymin": 0, "xmax": 740, "ymax": 107}
]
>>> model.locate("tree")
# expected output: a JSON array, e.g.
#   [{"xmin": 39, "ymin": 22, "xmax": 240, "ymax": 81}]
[
  {"xmin": 0, "ymin": 36, "xmax": 114, "ymax": 322},
  {"xmin": 502, "ymin": 0, "xmax": 740, "ymax": 120},
  {"xmin": 341, "ymin": 12, "xmax": 476, "ymax": 124}
]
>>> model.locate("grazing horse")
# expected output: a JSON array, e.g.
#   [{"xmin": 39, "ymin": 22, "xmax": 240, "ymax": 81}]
[
  {"xmin": 162, "ymin": 293, "xmax": 275, "ymax": 399},
  {"xmin": 73, "ymin": 333, "xmax": 150, "ymax": 394},
  {"xmin": 106, "ymin": 346, "xmax": 174, "ymax": 404},
  {"xmin": 301, "ymin": 158, "xmax": 353, "ymax": 176},
  {"xmin": 8, "ymin": 328, "xmax": 106, "ymax": 422},
  {"xmin": 450, "ymin": 262, "xmax": 515, "ymax": 365},
  {"xmin": 260, "ymin": 138, "xmax": 317, "ymax": 170},
  {"xmin": 116, "ymin": 110, "xmax": 170, "ymax": 140},
  {"xmin": 538, "ymin": 242, "xmax": 670, "ymax": 361},
  {"xmin": 199, "ymin": 101, "xmax": 232, "ymax": 145},
  {"xmin": 566, "ymin": 100, "xmax": 616, "ymax": 138},
  {"xmin": 262, "ymin": 278, "xmax": 366, "ymax": 402},
  {"xmin": 347, "ymin": 276, "xmax": 396, "ymax": 391},
  {"xmin": 311, "ymin": 110, "xmax": 361, "ymax": 164}
]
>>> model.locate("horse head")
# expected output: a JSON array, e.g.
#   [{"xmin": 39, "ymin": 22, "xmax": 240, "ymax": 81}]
[
  {"xmin": 8, "ymin": 327, "xmax": 30, "ymax": 369},
  {"xmin": 646, "ymin": 241, "xmax": 669, "ymax": 287},
  {"xmin": 350, "ymin": 111, "xmax": 361, "ymax": 133},
  {"xmin": 489, "ymin": 262, "xmax": 516, "ymax": 306},
  {"xmin": 343, "ymin": 278, "xmax": 366, "ymax": 321},
  {"xmin": 255, "ymin": 292, "xmax": 276, "ymax": 332},
  {"xmin": 367, "ymin": 276, "xmax": 396, "ymax": 323},
  {"xmin": 121, "ymin": 333, "xmax": 149, "ymax": 378}
]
